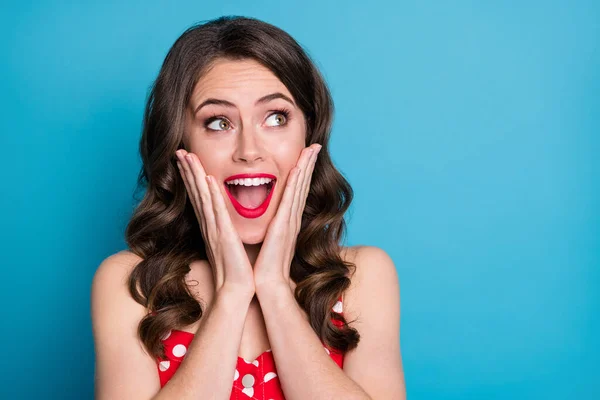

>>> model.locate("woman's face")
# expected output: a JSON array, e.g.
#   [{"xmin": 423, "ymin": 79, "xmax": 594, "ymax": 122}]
[{"xmin": 183, "ymin": 58, "xmax": 307, "ymax": 245}]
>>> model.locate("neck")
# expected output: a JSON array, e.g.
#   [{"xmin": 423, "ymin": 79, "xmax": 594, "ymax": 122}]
[{"xmin": 244, "ymin": 242, "xmax": 262, "ymax": 267}]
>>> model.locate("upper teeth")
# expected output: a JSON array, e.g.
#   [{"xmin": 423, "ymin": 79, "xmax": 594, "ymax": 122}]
[{"xmin": 226, "ymin": 177, "xmax": 273, "ymax": 186}]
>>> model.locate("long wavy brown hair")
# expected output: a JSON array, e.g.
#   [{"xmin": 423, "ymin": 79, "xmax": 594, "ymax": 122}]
[{"xmin": 125, "ymin": 15, "xmax": 360, "ymax": 361}]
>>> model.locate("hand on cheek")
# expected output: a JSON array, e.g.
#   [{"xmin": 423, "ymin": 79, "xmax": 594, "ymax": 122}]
[
  {"xmin": 253, "ymin": 143, "xmax": 322, "ymax": 290},
  {"xmin": 175, "ymin": 149, "xmax": 255, "ymax": 297}
]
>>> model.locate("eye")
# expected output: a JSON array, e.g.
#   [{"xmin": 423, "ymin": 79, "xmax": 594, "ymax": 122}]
[
  {"xmin": 265, "ymin": 109, "xmax": 291, "ymax": 127},
  {"xmin": 204, "ymin": 116, "xmax": 231, "ymax": 131}
]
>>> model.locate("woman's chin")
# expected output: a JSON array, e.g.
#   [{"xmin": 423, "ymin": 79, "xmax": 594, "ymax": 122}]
[
  {"xmin": 237, "ymin": 226, "xmax": 267, "ymax": 245},
  {"xmin": 226, "ymin": 203, "xmax": 274, "ymax": 245}
]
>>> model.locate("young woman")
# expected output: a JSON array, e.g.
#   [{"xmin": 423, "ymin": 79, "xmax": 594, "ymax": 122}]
[{"xmin": 92, "ymin": 15, "xmax": 406, "ymax": 400}]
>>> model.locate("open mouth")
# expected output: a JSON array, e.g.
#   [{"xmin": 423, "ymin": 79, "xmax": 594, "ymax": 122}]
[
  {"xmin": 224, "ymin": 180, "xmax": 275, "ymax": 209},
  {"xmin": 223, "ymin": 176, "xmax": 277, "ymax": 219}
]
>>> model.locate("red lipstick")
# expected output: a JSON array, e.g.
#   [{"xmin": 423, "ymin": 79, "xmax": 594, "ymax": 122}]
[{"xmin": 224, "ymin": 173, "xmax": 277, "ymax": 219}]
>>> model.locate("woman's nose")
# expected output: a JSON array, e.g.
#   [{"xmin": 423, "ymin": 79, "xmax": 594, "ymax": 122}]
[{"xmin": 233, "ymin": 129, "xmax": 264, "ymax": 163}]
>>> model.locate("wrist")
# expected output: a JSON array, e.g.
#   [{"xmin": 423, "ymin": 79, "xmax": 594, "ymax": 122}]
[
  {"xmin": 254, "ymin": 273, "xmax": 290, "ymax": 292},
  {"xmin": 216, "ymin": 283, "xmax": 255, "ymax": 307},
  {"xmin": 255, "ymin": 280, "xmax": 293, "ymax": 302}
]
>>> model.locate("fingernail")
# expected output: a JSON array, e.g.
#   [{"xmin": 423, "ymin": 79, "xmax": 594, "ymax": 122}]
[{"xmin": 185, "ymin": 154, "xmax": 193, "ymax": 161}]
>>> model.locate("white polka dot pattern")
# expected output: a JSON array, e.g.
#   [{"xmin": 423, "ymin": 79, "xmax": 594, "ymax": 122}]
[
  {"xmin": 332, "ymin": 300, "xmax": 343, "ymax": 313},
  {"xmin": 241, "ymin": 373, "xmax": 255, "ymax": 397},
  {"xmin": 155, "ymin": 295, "xmax": 346, "ymax": 398},
  {"xmin": 242, "ymin": 358, "xmax": 260, "ymax": 367},
  {"xmin": 158, "ymin": 360, "xmax": 170, "ymax": 372},
  {"xmin": 172, "ymin": 344, "xmax": 187, "ymax": 357},
  {"xmin": 242, "ymin": 373, "xmax": 255, "ymax": 387},
  {"xmin": 264, "ymin": 372, "xmax": 277, "ymax": 382}
]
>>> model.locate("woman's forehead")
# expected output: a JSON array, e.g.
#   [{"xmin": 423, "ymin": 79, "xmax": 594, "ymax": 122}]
[{"xmin": 192, "ymin": 58, "xmax": 290, "ymax": 102}]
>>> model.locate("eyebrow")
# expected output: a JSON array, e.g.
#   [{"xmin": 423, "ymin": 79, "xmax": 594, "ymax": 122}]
[{"xmin": 194, "ymin": 92, "xmax": 296, "ymax": 114}]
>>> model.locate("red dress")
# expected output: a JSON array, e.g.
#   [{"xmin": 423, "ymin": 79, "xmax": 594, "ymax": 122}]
[{"xmin": 156, "ymin": 295, "xmax": 345, "ymax": 399}]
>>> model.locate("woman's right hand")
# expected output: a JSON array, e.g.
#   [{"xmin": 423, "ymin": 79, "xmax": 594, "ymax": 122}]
[{"xmin": 175, "ymin": 149, "xmax": 255, "ymax": 299}]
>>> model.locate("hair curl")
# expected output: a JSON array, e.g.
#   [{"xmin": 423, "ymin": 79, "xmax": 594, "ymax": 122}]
[{"xmin": 125, "ymin": 15, "xmax": 360, "ymax": 361}]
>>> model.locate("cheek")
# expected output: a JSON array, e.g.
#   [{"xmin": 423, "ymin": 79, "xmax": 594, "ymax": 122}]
[
  {"xmin": 189, "ymin": 146, "xmax": 226, "ymax": 174},
  {"xmin": 268, "ymin": 141, "xmax": 304, "ymax": 169}
]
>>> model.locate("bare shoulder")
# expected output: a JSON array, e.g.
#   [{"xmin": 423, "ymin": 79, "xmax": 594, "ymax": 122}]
[
  {"xmin": 340, "ymin": 245, "xmax": 401, "ymax": 321},
  {"xmin": 339, "ymin": 245, "xmax": 360, "ymax": 267},
  {"xmin": 91, "ymin": 249, "xmax": 144, "ymax": 313},
  {"xmin": 91, "ymin": 250, "xmax": 145, "ymax": 321},
  {"xmin": 339, "ymin": 245, "xmax": 406, "ymax": 398},
  {"xmin": 93, "ymin": 250, "xmax": 143, "ymax": 282},
  {"xmin": 91, "ymin": 250, "xmax": 161, "ymax": 399}
]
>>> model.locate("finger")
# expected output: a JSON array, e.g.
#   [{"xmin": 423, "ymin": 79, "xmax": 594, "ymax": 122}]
[
  {"xmin": 176, "ymin": 153, "xmax": 208, "ymax": 238},
  {"xmin": 185, "ymin": 152, "xmax": 217, "ymax": 241},
  {"xmin": 299, "ymin": 145, "xmax": 319, "ymax": 205},
  {"xmin": 278, "ymin": 166, "xmax": 301, "ymax": 223},
  {"xmin": 205, "ymin": 174, "xmax": 236, "ymax": 237},
  {"xmin": 298, "ymin": 145, "xmax": 321, "ymax": 222},
  {"xmin": 291, "ymin": 147, "xmax": 316, "ymax": 221},
  {"xmin": 176, "ymin": 160, "xmax": 200, "ymax": 220}
]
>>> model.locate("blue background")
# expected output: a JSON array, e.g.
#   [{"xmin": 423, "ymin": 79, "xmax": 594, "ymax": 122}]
[{"xmin": 1, "ymin": 1, "xmax": 598, "ymax": 399}]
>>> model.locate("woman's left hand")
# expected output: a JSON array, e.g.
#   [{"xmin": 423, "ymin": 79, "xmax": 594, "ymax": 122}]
[{"xmin": 253, "ymin": 143, "xmax": 322, "ymax": 291}]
